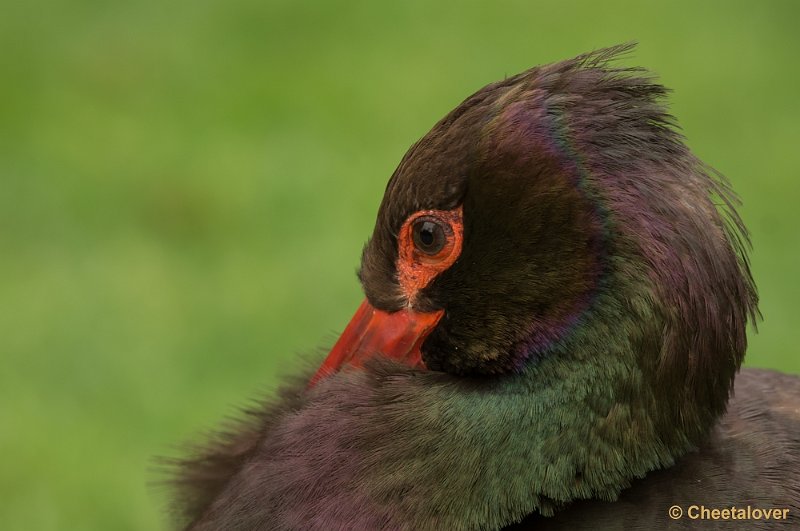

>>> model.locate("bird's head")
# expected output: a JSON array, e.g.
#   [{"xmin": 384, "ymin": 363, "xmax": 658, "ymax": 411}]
[{"xmin": 309, "ymin": 45, "xmax": 758, "ymax": 512}]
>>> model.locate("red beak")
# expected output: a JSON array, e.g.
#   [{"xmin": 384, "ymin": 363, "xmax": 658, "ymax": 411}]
[{"xmin": 309, "ymin": 299, "xmax": 443, "ymax": 387}]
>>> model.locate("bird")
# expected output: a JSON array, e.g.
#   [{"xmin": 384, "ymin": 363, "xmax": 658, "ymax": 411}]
[{"xmin": 167, "ymin": 44, "xmax": 800, "ymax": 530}]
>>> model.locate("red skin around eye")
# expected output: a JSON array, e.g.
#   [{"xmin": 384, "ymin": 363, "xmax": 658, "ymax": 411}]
[{"xmin": 396, "ymin": 206, "xmax": 464, "ymax": 302}]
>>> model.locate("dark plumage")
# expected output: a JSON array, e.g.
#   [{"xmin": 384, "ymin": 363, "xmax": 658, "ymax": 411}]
[{"xmin": 168, "ymin": 45, "xmax": 800, "ymax": 530}]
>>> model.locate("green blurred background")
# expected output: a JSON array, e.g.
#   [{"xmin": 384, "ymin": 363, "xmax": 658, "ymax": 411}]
[{"xmin": 2, "ymin": 0, "xmax": 798, "ymax": 529}]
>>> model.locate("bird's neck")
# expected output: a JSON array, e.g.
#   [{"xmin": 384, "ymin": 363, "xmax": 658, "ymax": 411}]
[{"xmin": 356, "ymin": 275, "xmax": 720, "ymax": 527}]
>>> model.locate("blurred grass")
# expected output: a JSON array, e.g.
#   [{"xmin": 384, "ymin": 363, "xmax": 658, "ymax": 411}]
[{"xmin": 1, "ymin": 0, "xmax": 798, "ymax": 529}]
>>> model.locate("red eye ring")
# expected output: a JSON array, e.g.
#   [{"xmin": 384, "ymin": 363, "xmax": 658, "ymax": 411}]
[{"xmin": 396, "ymin": 206, "xmax": 463, "ymax": 302}]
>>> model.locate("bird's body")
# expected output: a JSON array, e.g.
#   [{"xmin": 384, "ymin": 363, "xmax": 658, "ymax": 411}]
[
  {"xmin": 169, "ymin": 46, "xmax": 800, "ymax": 530},
  {"xmin": 511, "ymin": 368, "xmax": 800, "ymax": 530},
  {"xmin": 174, "ymin": 368, "xmax": 800, "ymax": 530}
]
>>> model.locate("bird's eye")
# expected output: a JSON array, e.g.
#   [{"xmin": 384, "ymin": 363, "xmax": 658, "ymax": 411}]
[
  {"xmin": 412, "ymin": 218, "xmax": 448, "ymax": 255},
  {"xmin": 395, "ymin": 207, "xmax": 463, "ymax": 299}
]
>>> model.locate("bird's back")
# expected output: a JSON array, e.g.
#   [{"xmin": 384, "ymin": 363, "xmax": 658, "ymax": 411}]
[{"xmin": 508, "ymin": 368, "xmax": 800, "ymax": 530}]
